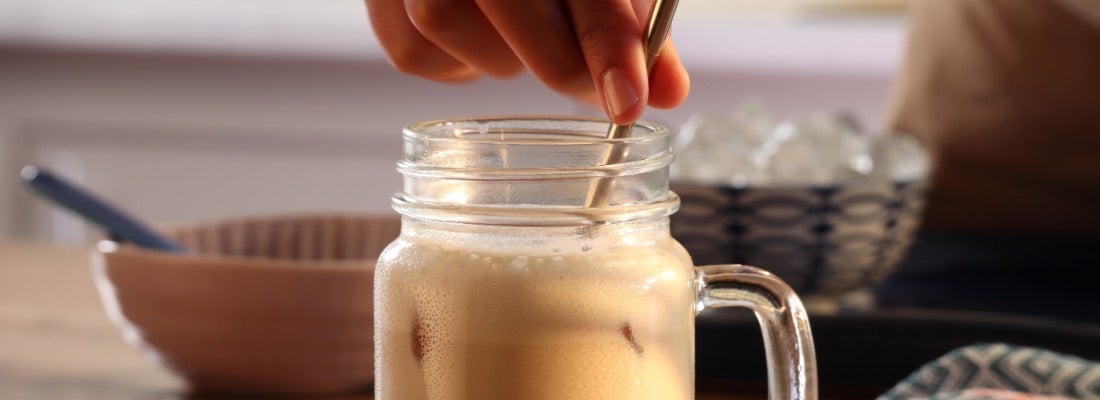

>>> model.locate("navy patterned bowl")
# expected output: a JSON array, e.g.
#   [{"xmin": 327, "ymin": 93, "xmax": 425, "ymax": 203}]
[{"xmin": 670, "ymin": 179, "xmax": 929, "ymax": 295}]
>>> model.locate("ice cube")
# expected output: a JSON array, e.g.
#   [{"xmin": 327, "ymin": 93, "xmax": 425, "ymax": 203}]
[
  {"xmin": 754, "ymin": 113, "xmax": 871, "ymax": 185},
  {"xmin": 673, "ymin": 104, "xmax": 927, "ymax": 186},
  {"xmin": 869, "ymin": 133, "xmax": 930, "ymax": 181},
  {"xmin": 671, "ymin": 101, "xmax": 775, "ymax": 186}
]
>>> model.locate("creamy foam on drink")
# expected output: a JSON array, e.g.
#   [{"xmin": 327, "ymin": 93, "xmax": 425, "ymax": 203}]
[{"xmin": 375, "ymin": 229, "xmax": 696, "ymax": 399}]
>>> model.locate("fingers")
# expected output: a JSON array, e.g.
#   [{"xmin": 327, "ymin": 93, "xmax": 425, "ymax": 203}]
[
  {"xmin": 365, "ymin": 0, "xmax": 691, "ymax": 117},
  {"xmin": 403, "ymin": 0, "xmax": 524, "ymax": 78},
  {"xmin": 365, "ymin": 0, "xmax": 479, "ymax": 82},
  {"xmin": 648, "ymin": 40, "xmax": 690, "ymax": 109},
  {"xmin": 566, "ymin": 0, "xmax": 649, "ymax": 124},
  {"xmin": 474, "ymin": 0, "xmax": 595, "ymax": 100}
]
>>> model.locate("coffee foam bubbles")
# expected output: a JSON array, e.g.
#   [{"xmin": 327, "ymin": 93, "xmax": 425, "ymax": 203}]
[{"xmin": 375, "ymin": 237, "xmax": 695, "ymax": 399}]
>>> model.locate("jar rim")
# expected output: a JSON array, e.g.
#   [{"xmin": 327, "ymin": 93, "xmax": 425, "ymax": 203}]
[
  {"xmin": 395, "ymin": 116, "xmax": 677, "ymax": 225},
  {"xmin": 403, "ymin": 116, "xmax": 669, "ymax": 145}
]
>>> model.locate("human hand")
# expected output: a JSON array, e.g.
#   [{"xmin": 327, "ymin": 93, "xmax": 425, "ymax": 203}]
[{"xmin": 365, "ymin": 0, "xmax": 690, "ymax": 125}]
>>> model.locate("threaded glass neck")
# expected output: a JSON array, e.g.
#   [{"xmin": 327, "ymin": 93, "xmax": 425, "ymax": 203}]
[{"xmin": 393, "ymin": 116, "xmax": 678, "ymax": 226}]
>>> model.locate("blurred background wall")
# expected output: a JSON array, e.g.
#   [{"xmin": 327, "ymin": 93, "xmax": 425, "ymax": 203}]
[{"xmin": 0, "ymin": 0, "xmax": 905, "ymax": 244}]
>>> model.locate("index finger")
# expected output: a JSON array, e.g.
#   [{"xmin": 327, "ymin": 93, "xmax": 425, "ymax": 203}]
[{"xmin": 566, "ymin": 0, "xmax": 649, "ymax": 124}]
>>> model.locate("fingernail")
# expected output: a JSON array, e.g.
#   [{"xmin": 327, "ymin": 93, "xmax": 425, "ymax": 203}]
[{"xmin": 601, "ymin": 67, "xmax": 639, "ymax": 121}]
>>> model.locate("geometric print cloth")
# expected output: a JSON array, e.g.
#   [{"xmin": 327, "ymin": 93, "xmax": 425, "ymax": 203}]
[{"xmin": 879, "ymin": 344, "xmax": 1100, "ymax": 400}]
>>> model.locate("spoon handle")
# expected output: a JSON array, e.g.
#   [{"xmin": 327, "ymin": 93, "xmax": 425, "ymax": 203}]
[
  {"xmin": 589, "ymin": 0, "xmax": 681, "ymax": 209},
  {"xmin": 21, "ymin": 166, "xmax": 186, "ymax": 253}
]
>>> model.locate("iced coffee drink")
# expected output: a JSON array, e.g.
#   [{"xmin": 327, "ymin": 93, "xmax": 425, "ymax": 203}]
[
  {"xmin": 376, "ymin": 117, "xmax": 818, "ymax": 400},
  {"xmin": 375, "ymin": 224, "xmax": 696, "ymax": 400}
]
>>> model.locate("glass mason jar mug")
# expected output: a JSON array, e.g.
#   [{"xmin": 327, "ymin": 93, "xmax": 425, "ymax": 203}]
[{"xmin": 376, "ymin": 117, "xmax": 817, "ymax": 400}]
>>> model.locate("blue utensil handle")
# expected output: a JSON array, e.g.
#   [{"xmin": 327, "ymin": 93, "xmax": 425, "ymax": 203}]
[{"xmin": 20, "ymin": 166, "xmax": 186, "ymax": 253}]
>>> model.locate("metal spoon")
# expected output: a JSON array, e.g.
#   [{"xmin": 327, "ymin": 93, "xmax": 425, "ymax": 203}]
[{"xmin": 586, "ymin": 0, "xmax": 681, "ymax": 208}]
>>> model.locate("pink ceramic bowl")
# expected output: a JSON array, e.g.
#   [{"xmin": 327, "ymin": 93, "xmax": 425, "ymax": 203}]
[{"xmin": 90, "ymin": 214, "xmax": 401, "ymax": 395}]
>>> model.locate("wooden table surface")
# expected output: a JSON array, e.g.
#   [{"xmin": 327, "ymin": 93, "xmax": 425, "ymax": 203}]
[{"xmin": 0, "ymin": 242, "xmax": 762, "ymax": 399}]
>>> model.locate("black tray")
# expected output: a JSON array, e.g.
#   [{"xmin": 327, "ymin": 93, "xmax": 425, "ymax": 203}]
[{"xmin": 696, "ymin": 308, "xmax": 1100, "ymax": 389}]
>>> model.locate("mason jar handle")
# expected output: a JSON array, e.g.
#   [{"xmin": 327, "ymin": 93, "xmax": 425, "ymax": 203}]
[{"xmin": 696, "ymin": 265, "xmax": 819, "ymax": 400}]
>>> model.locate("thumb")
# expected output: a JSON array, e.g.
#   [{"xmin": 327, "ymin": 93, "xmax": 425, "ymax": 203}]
[{"xmin": 566, "ymin": 0, "xmax": 648, "ymax": 125}]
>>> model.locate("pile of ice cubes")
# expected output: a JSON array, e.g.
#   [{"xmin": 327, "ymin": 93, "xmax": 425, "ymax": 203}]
[{"xmin": 670, "ymin": 101, "xmax": 930, "ymax": 186}]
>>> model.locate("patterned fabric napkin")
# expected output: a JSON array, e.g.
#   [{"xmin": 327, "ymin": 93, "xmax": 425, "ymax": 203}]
[{"xmin": 879, "ymin": 343, "xmax": 1100, "ymax": 400}]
